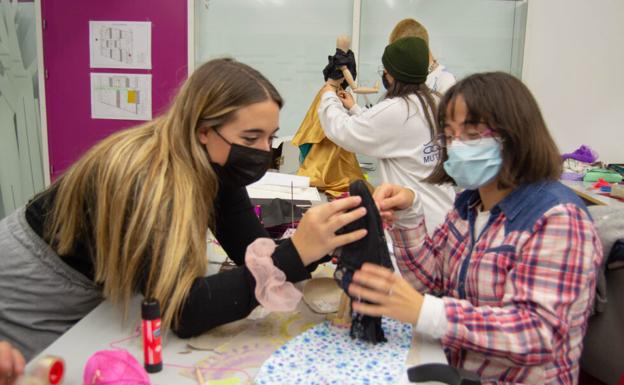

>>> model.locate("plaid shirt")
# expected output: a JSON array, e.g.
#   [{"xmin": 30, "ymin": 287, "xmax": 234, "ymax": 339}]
[{"xmin": 391, "ymin": 181, "xmax": 603, "ymax": 384}]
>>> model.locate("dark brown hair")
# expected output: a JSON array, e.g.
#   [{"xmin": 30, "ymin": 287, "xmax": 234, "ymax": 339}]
[
  {"xmin": 385, "ymin": 81, "xmax": 438, "ymax": 138},
  {"xmin": 425, "ymin": 72, "xmax": 561, "ymax": 188}
]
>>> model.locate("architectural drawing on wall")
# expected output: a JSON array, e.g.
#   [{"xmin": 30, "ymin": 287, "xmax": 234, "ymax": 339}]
[
  {"xmin": 98, "ymin": 26, "xmax": 133, "ymax": 64},
  {"xmin": 89, "ymin": 21, "xmax": 151, "ymax": 69},
  {"xmin": 0, "ymin": 1, "xmax": 45, "ymax": 219},
  {"xmin": 90, "ymin": 73, "xmax": 152, "ymax": 121}
]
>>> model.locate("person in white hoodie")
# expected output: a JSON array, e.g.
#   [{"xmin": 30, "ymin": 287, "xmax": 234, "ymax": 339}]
[
  {"xmin": 318, "ymin": 37, "xmax": 454, "ymax": 234},
  {"xmin": 389, "ymin": 18, "xmax": 456, "ymax": 95}
]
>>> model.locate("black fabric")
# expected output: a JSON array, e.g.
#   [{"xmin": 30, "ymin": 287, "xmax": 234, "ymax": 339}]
[
  {"xmin": 334, "ymin": 180, "xmax": 392, "ymax": 343},
  {"xmin": 323, "ymin": 48, "xmax": 356, "ymax": 90},
  {"xmin": 24, "ymin": 184, "xmax": 314, "ymax": 337},
  {"xmin": 580, "ymin": 268, "xmax": 624, "ymax": 384},
  {"xmin": 608, "ymin": 239, "xmax": 624, "ymax": 267},
  {"xmin": 407, "ymin": 363, "xmax": 481, "ymax": 385},
  {"xmin": 251, "ymin": 198, "xmax": 308, "ymax": 228}
]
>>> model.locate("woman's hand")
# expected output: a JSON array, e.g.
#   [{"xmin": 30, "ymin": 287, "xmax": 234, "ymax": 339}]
[
  {"xmin": 0, "ymin": 341, "xmax": 25, "ymax": 385},
  {"xmin": 373, "ymin": 184, "xmax": 415, "ymax": 224},
  {"xmin": 337, "ymin": 90, "xmax": 355, "ymax": 110},
  {"xmin": 348, "ymin": 263, "xmax": 424, "ymax": 325},
  {"xmin": 292, "ymin": 196, "xmax": 367, "ymax": 266}
]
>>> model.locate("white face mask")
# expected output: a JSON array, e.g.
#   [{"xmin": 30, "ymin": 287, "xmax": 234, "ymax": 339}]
[{"xmin": 443, "ymin": 138, "xmax": 503, "ymax": 189}]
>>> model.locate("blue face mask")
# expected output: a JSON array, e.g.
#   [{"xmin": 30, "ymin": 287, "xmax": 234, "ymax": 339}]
[
  {"xmin": 443, "ymin": 137, "xmax": 503, "ymax": 189},
  {"xmin": 381, "ymin": 73, "xmax": 390, "ymax": 90}
]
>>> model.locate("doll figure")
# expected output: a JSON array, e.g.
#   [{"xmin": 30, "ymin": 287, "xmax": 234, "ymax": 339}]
[
  {"xmin": 323, "ymin": 35, "xmax": 379, "ymax": 94},
  {"xmin": 292, "ymin": 36, "xmax": 374, "ymax": 198}
]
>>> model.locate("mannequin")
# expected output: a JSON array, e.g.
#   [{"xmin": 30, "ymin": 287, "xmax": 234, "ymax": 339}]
[
  {"xmin": 292, "ymin": 36, "xmax": 373, "ymax": 198},
  {"xmin": 328, "ymin": 35, "xmax": 379, "ymax": 94}
]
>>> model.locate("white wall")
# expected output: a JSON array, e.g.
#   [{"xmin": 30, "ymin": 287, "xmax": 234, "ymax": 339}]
[{"xmin": 522, "ymin": 0, "xmax": 624, "ymax": 164}]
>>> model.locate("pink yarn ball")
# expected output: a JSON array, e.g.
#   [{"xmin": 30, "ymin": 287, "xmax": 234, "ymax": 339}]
[{"xmin": 83, "ymin": 350, "xmax": 151, "ymax": 385}]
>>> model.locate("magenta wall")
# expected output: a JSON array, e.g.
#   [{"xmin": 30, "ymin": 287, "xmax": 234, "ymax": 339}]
[{"xmin": 41, "ymin": 1, "xmax": 188, "ymax": 180}]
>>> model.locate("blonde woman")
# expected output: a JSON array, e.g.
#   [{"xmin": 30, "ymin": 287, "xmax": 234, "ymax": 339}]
[
  {"xmin": 389, "ymin": 18, "xmax": 456, "ymax": 94},
  {"xmin": 0, "ymin": 58, "xmax": 367, "ymax": 361}
]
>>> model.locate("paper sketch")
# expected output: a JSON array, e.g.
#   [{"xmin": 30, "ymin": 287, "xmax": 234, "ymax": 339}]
[
  {"xmin": 89, "ymin": 21, "xmax": 151, "ymax": 69},
  {"xmin": 90, "ymin": 73, "xmax": 152, "ymax": 121}
]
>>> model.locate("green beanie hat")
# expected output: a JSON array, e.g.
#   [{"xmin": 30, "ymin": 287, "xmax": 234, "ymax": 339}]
[{"xmin": 381, "ymin": 37, "xmax": 429, "ymax": 84}]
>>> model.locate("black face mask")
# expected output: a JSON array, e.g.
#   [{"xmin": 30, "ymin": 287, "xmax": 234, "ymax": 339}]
[
  {"xmin": 381, "ymin": 73, "xmax": 391, "ymax": 90},
  {"xmin": 210, "ymin": 129, "xmax": 272, "ymax": 189}
]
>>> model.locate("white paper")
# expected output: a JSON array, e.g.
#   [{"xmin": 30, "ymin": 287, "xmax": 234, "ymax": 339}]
[
  {"xmin": 90, "ymin": 73, "xmax": 152, "ymax": 121},
  {"xmin": 246, "ymin": 185, "xmax": 322, "ymax": 202},
  {"xmin": 249, "ymin": 171, "xmax": 309, "ymax": 188},
  {"xmin": 272, "ymin": 135, "xmax": 294, "ymax": 149},
  {"xmin": 89, "ymin": 21, "xmax": 151, "ymax": 69}
]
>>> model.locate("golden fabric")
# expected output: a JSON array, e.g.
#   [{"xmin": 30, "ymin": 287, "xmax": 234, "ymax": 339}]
[{"xmin": 292, "ymin": 89, "xmax": 371, "ymax": 198}]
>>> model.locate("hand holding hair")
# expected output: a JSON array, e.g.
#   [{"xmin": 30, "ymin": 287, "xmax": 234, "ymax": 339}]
[
  {"xmin": 291, "ymin": 196, "xmax": 367, "ymax": 266},
  {"xmin": 372, "ymin": 183, "xmax": 415, "ymax": 224},
  {"xmin": 348, "ymin": 263, "xmax": 424, "ymax": 325}
]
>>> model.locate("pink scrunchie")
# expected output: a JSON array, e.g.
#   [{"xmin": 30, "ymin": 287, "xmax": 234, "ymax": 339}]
[{"xmin": 245, "ymin": 238, "xmax": 303, "ymax": 311}]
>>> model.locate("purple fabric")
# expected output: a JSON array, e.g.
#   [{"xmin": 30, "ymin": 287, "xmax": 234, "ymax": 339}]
[
  {"xmin": 561, "ymin": 171, "xmax": 584, "ymax": 181},
  {"xmin": 561, "ymin": 145, "xmax": 599, "ymax": 163}
]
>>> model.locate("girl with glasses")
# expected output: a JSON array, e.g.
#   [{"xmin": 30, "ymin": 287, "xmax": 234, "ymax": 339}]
[{"xmin": 348, "ymin": 72, "xmax": 602, "ymax": 384}]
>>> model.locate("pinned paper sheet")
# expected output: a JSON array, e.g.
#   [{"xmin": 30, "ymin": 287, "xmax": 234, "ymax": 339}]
[
  {"xmin": 89, "ymin": 21, "xmax": 152, "ymax": 69},
  {"xmin": 90, "ymin": 73, "xmax": 152, "ymax": 121}
]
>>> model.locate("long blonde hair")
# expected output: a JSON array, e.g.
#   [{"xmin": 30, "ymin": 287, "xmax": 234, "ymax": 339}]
[{"xmin": 45, "ymin": 58, "xmax": 283, "ymax": 331}]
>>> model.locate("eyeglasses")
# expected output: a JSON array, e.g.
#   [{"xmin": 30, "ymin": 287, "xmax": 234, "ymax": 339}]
[
  {"xmin": 377, "ymin": 65, "xmax": 385, "ymax": 78},
  {"xmin": 434, "ymin": 125, "xmax": 501, "ymax": 147}
]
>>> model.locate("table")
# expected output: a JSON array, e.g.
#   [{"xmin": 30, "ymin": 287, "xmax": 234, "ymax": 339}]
[
  {"xmin": 561, "ymin": 180, "xmax": 624, "ymax": 207},
  {"xmin": 27, "ymin": 293, "xmax": 447, "ymax": 385}
]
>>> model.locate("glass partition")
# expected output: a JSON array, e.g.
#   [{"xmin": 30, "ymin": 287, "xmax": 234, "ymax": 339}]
[
  {"xmin": 357, "ymin": 0, "xmax": 528, "ymax": 94},
  {"xmin": 0, "ymin": 1, "xmax": 45, "ymax": 218},
  {"xmin": 195, "ymin": 0, "xmax": 353, "ymax": 137}
]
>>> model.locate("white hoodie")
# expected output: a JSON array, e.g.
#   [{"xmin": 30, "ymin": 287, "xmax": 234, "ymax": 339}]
[
  {"xmin": 427, "ymin": 63, "xmax": 456, "ymax": 95},
  {"xmin": 318, "ymin": 91, "xmax": 455, "ymax": 234}
]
